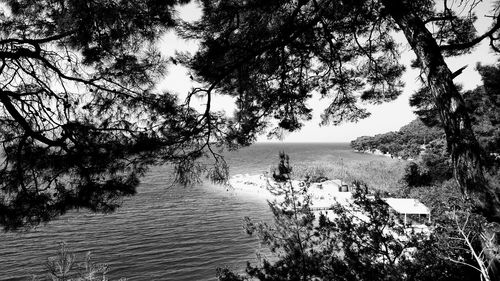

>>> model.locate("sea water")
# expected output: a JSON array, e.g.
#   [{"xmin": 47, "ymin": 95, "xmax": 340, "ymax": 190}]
[{"xmin": 1, "ymin": 143, "xmax": 390, "ymax": 281}]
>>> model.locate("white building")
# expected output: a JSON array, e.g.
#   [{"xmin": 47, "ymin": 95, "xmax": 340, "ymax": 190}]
[{"xmin": 383, "ymin": 198, "xmax": 431, "ymax": 230}]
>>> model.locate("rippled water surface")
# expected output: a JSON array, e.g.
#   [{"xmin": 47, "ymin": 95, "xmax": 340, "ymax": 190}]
[{"xmin": 1, "ymin": 143, "xmax": 388, "ymax": 280}]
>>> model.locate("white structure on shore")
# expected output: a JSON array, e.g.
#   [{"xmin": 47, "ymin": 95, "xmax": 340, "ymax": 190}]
[
  {"xmin": 383, "ymin": 198, "xmax": 431, "ymax": 229},
  {"xmin": 228, "ymin": 174, "xmax": 431, "ymax": 230}
]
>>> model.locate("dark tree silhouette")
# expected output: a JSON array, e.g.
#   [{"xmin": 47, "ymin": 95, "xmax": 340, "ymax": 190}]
[
  {"xmin": 356, "ymin": 63, "xmax": 500, "ymax": 188},
  {"xmin": 0, "ymin": 0, "xmax": 234, "ymax": 231},
  {"xmin": 185, "ymin": 0, "xmax": 500, "ymax": 223},
  {"xmin": 183, "ymin": 0, "xmax": 500, "ymax": 275}
]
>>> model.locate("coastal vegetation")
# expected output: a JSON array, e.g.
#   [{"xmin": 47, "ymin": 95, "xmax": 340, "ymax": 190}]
[
  {"xmin": 351, "ymin": 63, "xmax": 500, "ymax": 164},
  {"xmin": 214, "ymin": 65, "xmax": 500, "ymax": 281},
  {"xmin": 217, "ymin": 154, "xmax": 486, "ymax": 281},
  {"xmin": 292, "ymin": 159, "xmax": 405, "ymax": 193},
  {"xmin": 351, "ymin": 63, "xmax": 500, "ymax": 190},
  {"xmin": 1, "ymin": 0, "xmax": 499, "ymax": 233},
  {"xmin": 1, "ymin": 0, "xmax": 500, "ymax": 280},
  {"xmin": 185, "ymin": 2, "xmax": 500, "ymax": 275},
  {"xmin": 31, "ymin": 243, "xmax": 124, "ymax": 281},
  {"xmin": 350, "ymin": 119, "xmax": 444, "ymax": 159},
  {"xmin": 184, "ymin": 0, "xmax": 500, "ymax": 234}
]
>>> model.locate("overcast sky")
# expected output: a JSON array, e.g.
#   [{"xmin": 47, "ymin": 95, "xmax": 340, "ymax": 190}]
[{"xmin": 157, "ymin": 1, "xmax": 499, "ymax": 143}]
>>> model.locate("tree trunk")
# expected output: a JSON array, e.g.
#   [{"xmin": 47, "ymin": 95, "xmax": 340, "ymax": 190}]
[
  {"xmin": 382, "ymin": 0, "xmax": 500, "ymax": 222},
  {"xmin": 382, "ymin": 0, "xmax": 500, "ymax": 277}
]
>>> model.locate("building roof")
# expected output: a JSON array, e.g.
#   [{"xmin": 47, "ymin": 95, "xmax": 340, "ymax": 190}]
[{"xmin": 383, "ymin": 198, "xmax": 430, "ymax": 215}]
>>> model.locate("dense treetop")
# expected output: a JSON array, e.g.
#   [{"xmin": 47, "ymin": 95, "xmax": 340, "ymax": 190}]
[
  {"xmin": 1, "ymin": 1, "xmax": 500, "ymax": 278},
  {"xmin": 181, "ymin": 0, "xmax": 500, "ymax": 224},
  {"xmin": 351, "ymin": 119, "xmax": 444, "ymax": 159},
  {"xmin": 184, "ymin": 1, "xmax": 500, "ymax": 275},
  {"xmin": 407, "ymin": 63, "xmax": 500, "ymax": 158},
  {"xmin": 182, "ymin": 0, "xmax": 498, "ymax": 138},
  {"xmin": 1, "ymin": 0, "xmax": 500, "ymax": 238},
  {"xmin": 0, "ymin": 0, "xmax": 233, "ymax": 230}
]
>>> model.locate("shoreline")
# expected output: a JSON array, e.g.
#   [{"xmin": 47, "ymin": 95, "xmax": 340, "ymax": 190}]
[
  {"xmin": 224, "ymin": 173, "xmax": 354, "ymax": 207},
  {"xmin": 353, "ymin": 149, "xmax": 414, "ymax": 161}
]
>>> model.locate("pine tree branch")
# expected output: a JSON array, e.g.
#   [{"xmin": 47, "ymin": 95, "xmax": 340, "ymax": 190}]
[
  {"xmin": 440, "ymin": 17, "xmax": 500, "ymax": 52},
  {"xmin": 0, "ymin": 93, "xmax": 67, "ymax": 148}
]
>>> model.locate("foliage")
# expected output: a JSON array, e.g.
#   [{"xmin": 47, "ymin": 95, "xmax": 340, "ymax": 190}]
[
  {"xmin": 245, "ymin": 155, "xmax": 320, "ymax": 280},
  {"xmin": 464, "ymin": 64, "xmax": 500, "ymax": 177},
  {"xmin": 354, "ymin": 62, "xmax": 500, "ymax": 191},
  {"xmin": 183, "ymin": 0, "xmax": 408, "ymax": 139},
  {"xmin": 350, "ymin": 119, "xmax": 444, "ymax": 159},
  {"xmin": 292, "ymin": 159, "xmax": 405, "ymax": 193},
  {"xmin": 292, "ymin": 165, "xmax": 328, "ymax": 183},
  {"xmin": 184, "ymin": 0, "xmax": 500, "ymax": 232},
  {"xmin": 271, "ymin": 151, "xmax": 292, "ymax": 182},
  {"xmin": 3, "ymin": 0, "xmax": 500, "ymax": 233},
  {"xmin": 32, "ymin": 243, "xmax": 125, "ymax": 281},
  {"xmin": 0, "ymin": 0, "xmax": 237, "ymax": 231},
  {"xmin": 216, "ymin": 155, "xmax": 492, "ymax": 281},
  {"xmin": 218, "ymin": 173, "xmax": 481, "ymax": 281},
  {"xmin": 217, "ymin": 268, "xmax": 245, "ymax": 281},
  {"xmin": 400, "ymin": 151, "xmax": 453, "ymax": 188},
  {"xmin": 407, "ymin": 180, "xmax": 499, "ymax": 280},
  {"xmin": 410, "ymin": 63, "xmax": 500, "ymax": 160},
  {"xmin": 402, "ymin": 162, "xmax": 431, "ymax": 188}
]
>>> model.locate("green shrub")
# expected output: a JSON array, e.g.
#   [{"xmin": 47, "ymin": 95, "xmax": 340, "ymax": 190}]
[
  {"xmin": 291, "ymin": 159, "xmax": 405, "ymax": 193},
  {"xmin": 31, "ymin": 243, "xmax": 125, "ymax": 281}
]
